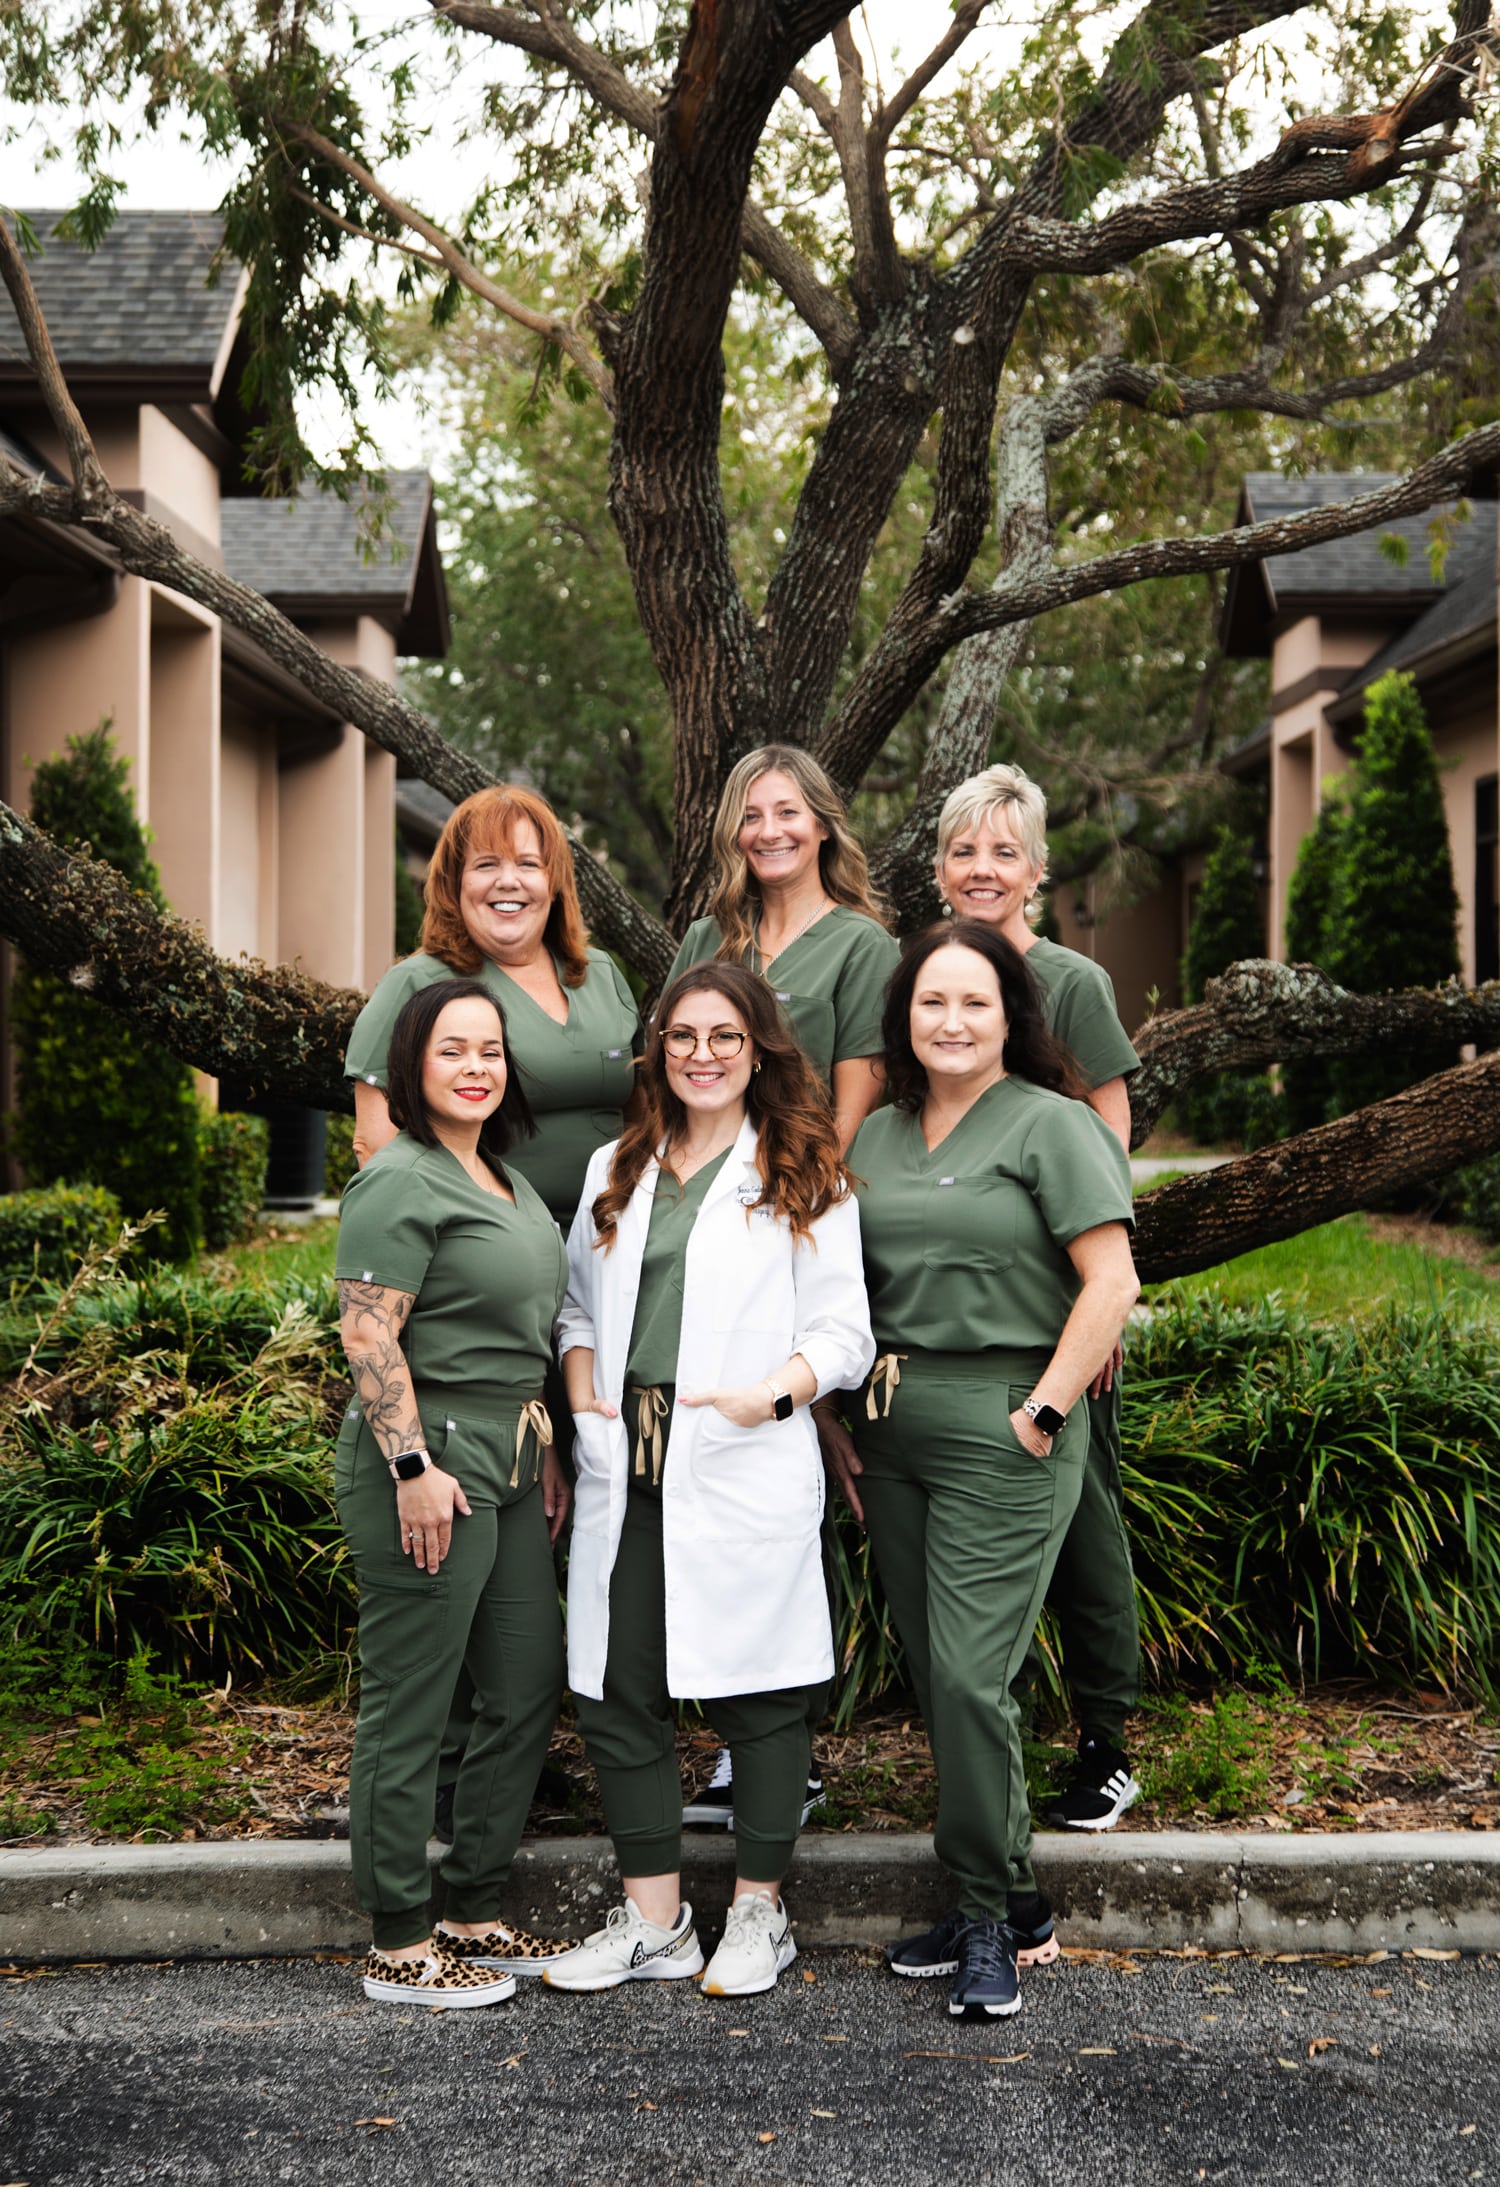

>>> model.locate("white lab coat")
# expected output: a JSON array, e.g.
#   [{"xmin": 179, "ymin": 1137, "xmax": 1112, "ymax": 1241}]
[{"xmin": 557, "ymin": 1115, "xmax": 875, "ymax": 1701}]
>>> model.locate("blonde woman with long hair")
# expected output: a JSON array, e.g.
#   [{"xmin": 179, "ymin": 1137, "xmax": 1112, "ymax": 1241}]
[{"xmin": 663, "ymin": 744, "xmax": 898, "ymax": 1157}]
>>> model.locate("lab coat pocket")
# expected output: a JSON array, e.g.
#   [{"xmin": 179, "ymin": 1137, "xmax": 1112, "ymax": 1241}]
[
  {"xmin": 922, "ymin": 1173, "xmax": 1017, "ymax": 1272},
  {"xmin": 570, "ymin": 1409, "xmax": 617, "ymax": 1509},
  {"xmin": 691, "ymin": 1412, "xmax": 818, "ymax": 1540}
]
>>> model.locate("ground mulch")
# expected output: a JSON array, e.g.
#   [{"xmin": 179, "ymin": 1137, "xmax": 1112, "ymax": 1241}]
[{"xmin": 2, "ymin": 1682, "xmax": 1495, "ymax": 1847}]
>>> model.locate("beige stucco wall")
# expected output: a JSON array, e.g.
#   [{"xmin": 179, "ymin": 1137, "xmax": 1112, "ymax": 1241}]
[
  {"xmin": 1052, "ymin": 877, "xmax": 1185, "ymax": 1042},
  {"xmin": 3, "ymin": 573, "xmax": 152, "ymax": 814},
  {"xmin": 147, "ymin": 591, "xmax": 221, "ymax": 943},
  {"xmin": 1433, "ymin": 695, "xmax": 1500, "ymax": 985}
]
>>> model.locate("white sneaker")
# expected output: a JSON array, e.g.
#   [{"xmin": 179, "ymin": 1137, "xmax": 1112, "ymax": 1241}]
[
  {"xmin": 541, "ymin": 1897, "xmax": 705, "ymax": 1991},
  {"xmin": 700, "ymin": 1893, "xmax": 798, "ymax": 1997}
]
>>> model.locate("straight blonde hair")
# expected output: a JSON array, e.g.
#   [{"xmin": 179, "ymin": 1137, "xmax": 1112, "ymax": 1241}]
[{"xmin": 707, "ymin": 744, "xmax": 888, "ymax": 962}]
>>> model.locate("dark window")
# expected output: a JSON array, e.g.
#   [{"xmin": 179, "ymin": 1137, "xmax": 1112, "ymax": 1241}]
[{"xmin": 1478, "ymin": 774, "xmax": 1499, "ymax": 988}]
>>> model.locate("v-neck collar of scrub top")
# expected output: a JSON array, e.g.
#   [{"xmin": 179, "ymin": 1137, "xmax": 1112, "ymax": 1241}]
[
  {"xmin": 914, "ymin": 1074, "xmax": 1014, "ymax": 1168},
  {"xmin": 630, "ymin": 1112, "xmax": 761, "ymax": 1224},
  {"xmin": 749, "ymin": 902, "xmax": 845, "ymax": 982},
  {"xmin": 487, "ymin": 951, "xmax": 574, "ymax": 1030},
  {"xmin": 433, "ymin": 1139, "xmax": 522, "ymax": 1206}
]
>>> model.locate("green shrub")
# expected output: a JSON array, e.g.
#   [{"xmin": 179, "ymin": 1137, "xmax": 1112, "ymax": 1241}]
[
  {"xmin": 1179, "ymin": 826, "xmax": 1279, "ymax": 1148},
  {"xmin": 395, "ymin": 834, "xmax": 425, "ymax": 957},
  {"xmin": 1450, "ymin": 1152, "xmax": 1500, "ymax": 1246},
  {"xmin": 8, "ymin": 728, "xmax": 202, "ymax": 1256},
  {"xmin": 0, "ymin": 1182, "xmax": 122, "ymax": 1287},
  {"xmin": 1322, "ymin": 674, "xmax": 1460, "ymax": 1115},
  {"xmin": 0, "ymin": 1258, "xmax": 350, "ymax": 1678},
  {"xmin": 198, "ymin": 1108, "xmax": 270, "ymax": 1250},
  {"xmin": 324, "ymin": 1112, "xmax": 358, "ymax": 1200},
  {"xmin": 1281, "ymin": 786, "xmax": 1347, "ymax": 1133}
]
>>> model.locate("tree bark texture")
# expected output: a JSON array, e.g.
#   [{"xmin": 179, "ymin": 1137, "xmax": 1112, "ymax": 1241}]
[
  {"xmin": 1128, "ymin": 960, "xmax": 1500, "ymax": 1147},
  {"xmin": 1134, "ymin": 1047, "xmax": 1500, "ymax": 1283},
  {"xmin": 0, "ymin": 798, "xmax": 358, "ymax": 1108}
]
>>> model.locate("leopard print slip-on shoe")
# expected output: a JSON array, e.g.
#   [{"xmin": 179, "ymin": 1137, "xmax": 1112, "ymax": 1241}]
[
  {"xmin": 434, "ymin": 1920, "xmax": 578, "ymax": 1977},
  {"xmin": 362, "ymin": 1948, "xmax": 517, "ymax": 2007}
]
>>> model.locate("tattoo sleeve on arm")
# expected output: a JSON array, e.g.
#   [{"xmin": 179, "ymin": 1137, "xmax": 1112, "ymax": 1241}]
[{"xmin": 337, "ymin": 1280, "xmax": 423, "ymax": 1460}]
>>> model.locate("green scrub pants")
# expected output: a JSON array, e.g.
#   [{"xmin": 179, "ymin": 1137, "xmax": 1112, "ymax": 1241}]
[
  {"xmin": 1031, "ymin": 1378, "xmax": 1140, "ymax": 1747},
  {"xmin": 336, "ymin": 1406, "xmax": 564, "ymax": 1950},
  {"xmin": 853, "ymin": 1349, "xmax": 1087, "ymax": 1919},
  {"xmin": 574, "ymin": 1400, "xmax": 828, "ymax": 1883}
]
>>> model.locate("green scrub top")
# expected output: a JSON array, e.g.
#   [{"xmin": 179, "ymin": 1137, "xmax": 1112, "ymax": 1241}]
[
  {"xmin": 1023, "ymin": 939, "xmax": 1139, "ymax": 1092},
  {"xmin": 624, "ymin": 1148, "xmax": 733, "ymax": 1389},
  {"xmin": 849, "ymin": 1078, "xmax": 1134, "ymax": 1355},
  {"xmin": 335, "ymin": 1133, "xmax": 567, "ymax": 1421},
  {"xmin": 665, "ymin": 907, "xmax": 898, "ymax": 1085},
  {"xmin": 344, "ymin": 947, "xmax": 641, "ymax": 1227}
]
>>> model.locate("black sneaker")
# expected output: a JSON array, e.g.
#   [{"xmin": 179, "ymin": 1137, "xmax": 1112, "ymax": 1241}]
[
  {"xmin": 948, "ymin": 1918, "xmax": 1021, "ymax": 2019},
  {"xmin": 1007, "ymin": 1889, "xmax": 1059, "ymax": 1968},
  {"xmin": 885, "ymin": 1908, "xmax": 967, "ymax": 1980},
  {"xmin": 433, "ymin": 1781, "xmax": 456, "ymax": 1846},
  {"xmin": 682, "ymin": 1747, "xmax": 735, "ymax": 1826},
  {"xmin": 681, "ymin": 1747, "xmax": 825, "ymax": 1828},
  {"xmin": 1051, "ymin": 1735, "xmax": 1140, "ymax": 1831}
]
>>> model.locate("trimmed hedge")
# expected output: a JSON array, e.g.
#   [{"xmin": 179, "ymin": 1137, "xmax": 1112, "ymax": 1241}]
[
  {"xmin": 198, "ymin": 1109, "xmax": 270, "ymax": 1250},
  {"xmin": 0, "ymin": 1184, "xmax": 123, "ymax": 1289},
  {"xmin": 324, "ymin": 1113, "xmax": 357, "ymax": 1200}
]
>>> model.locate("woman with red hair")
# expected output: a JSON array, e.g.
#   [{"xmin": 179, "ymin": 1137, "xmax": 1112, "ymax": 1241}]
[{"xmin": 347, "ymin": 785, "xmax": 640, "ymax": 1227}]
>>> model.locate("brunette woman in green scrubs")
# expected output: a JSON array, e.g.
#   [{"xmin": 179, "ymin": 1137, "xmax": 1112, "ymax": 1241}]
[
  {"xmin": 817, "ymin": 921, "xmax": 1138, "ymax": 2022},
  {"xmin": 335, "ymin": 978, "xmax": 575, "ymax": 2006},
  {"xmin": 933, "ymin": 763, "xmax": 1144, "ymax": 1832},
  {"xmin": 346, "ymin": 783, "xmax": 640, "ymax": 1227},
  {"xmin": 346, "ymin": 784, "xmax": 640, "ymax": 1817},
  {"xmin": 664, "ymin": 744, "xmax": 897, "ymax": 1153}
]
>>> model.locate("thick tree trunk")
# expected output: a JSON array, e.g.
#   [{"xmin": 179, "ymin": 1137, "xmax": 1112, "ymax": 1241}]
[
  {"xmin": 1134, "ymin": 1047, "xmax": 1500, "ymax": 1282},
  {"xmin": 1129, "ymin": 960, "xmax": 1500, "ymax": 1147}
]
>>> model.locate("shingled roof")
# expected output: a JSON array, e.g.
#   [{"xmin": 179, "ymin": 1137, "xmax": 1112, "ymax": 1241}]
[
  {"xmin": 1220, "ymin": 473, "xmax": 1495, "ymax": 655},
  {"xmin": 0, "ymin": 211, "xmax": 244, "ymax": 399},
  {"xmin": 221, "ymin": 472, "xmax": 449, "ymax": 657}
]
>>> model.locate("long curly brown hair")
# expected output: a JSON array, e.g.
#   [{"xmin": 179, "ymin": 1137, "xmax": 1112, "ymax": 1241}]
[
  {"xmin": 591, "ymin": 964, "xmax": 850, "ymax": 1247},
  {"xmin": 418, "ymin": 785, "xmax": 590, "ymax": 987}
]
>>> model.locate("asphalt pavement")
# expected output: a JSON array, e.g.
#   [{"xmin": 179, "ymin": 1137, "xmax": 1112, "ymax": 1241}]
[{"xmin": 2, "ymin": 1946, "xmax": 1497, "ymax": 2185}]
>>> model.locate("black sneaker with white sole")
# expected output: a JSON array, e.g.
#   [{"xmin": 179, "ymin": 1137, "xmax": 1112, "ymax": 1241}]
[
  {"xmin": 885, "ymin": 1908, "xmax": 967, "ymax": 1980},
  {"xmin": 948, "ymin": 1918, "xmax": 1021, "ymax": 2019},
  {"xmin": 682, "ymin": 1746, "xmax": 824, "ymax": 1828},
  {"xmin": 1050, "ymin": 1735, "xmax": 1141, "ymax": 1831}
]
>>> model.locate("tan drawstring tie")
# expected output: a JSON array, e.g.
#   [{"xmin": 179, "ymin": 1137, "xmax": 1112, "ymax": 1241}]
[
  {"xmin": 632, "ymin": 1385, "xmax": 670, "ymax": 1487},
  {"xmin": 512, "ymin": 1398, "xmax": 555, "ymax": 1488},
  {"xmin": 865, "ymin": 1352, "xmax": 907, "ymax": 1420}
]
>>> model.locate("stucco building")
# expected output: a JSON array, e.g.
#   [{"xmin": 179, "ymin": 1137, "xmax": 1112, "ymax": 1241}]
[{"xmin": 0, "ymin": 211, "xmax": 448, "ymax": 1142}]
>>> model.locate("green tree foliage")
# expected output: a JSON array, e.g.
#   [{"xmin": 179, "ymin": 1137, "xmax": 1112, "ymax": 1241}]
[
  {"xmin": 1323, "ymin": 673, "xmax": 1460, "ymax": 1114},
  {"xmin": 1179, "ymin": 824, "xmax": 1278, "ymax": 1147},
  {"xmin": 1280, "ymin": 788, "xmax": 1350, "ymax": 1133},
  {"xmin": 8, "ymin": 729, "xmax": 202, "ymax": 1257}
]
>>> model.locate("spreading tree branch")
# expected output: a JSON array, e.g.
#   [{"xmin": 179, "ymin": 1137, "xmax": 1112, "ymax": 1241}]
[{"xmin": 1128, "ymin": 960, "xmax": 1500, "ymax": 1146}]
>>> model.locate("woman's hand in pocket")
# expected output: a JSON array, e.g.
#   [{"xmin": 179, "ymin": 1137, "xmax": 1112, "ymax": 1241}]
[
  {"xmin": 679, "ymin": 1385, "xmax": 769, "ymax": 1430},
  {"xmin": 540, "ymin": 1445, "xmax": 571, "ymax": 1545},
  {"xmin": 396, "ymin": 1468, "xmax": 471, "ymax": 1571},
  {"xmin": 814, "ymin": 1403, "xmax": 865, "ymax": 1526},
  {"xmin": 1010, "ymin": 1408, "xmax": 1055, "ymax": 1459}
]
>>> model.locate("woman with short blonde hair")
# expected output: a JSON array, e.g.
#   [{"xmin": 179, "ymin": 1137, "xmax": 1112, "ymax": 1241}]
[{"xmin": 665, "ymin": 743, "xmax": 898, "ymax": 1155}]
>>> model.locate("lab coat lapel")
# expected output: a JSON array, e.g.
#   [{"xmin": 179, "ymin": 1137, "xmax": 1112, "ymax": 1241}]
[{"xmin": 699, "ymin": 1114, "xmax": 761, "ymax": 1217}]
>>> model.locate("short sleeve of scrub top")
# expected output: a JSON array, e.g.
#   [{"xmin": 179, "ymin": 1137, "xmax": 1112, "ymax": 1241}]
[
  {"xmin": 1024, "ymin": 939, "xmax": 1140, "ymax": 1090},
  {"xmin": 344, "ymin": 953, "xmax": 459, "ymax": 1092},
  {"xmin": 848, "ymin": 1078, "xmax": 1134, "ymax": 1355}
]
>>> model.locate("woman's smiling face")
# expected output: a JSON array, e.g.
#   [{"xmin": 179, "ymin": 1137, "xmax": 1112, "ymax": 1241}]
[
  {"xmin": 459, "ymin": 818, "xmax": 553, "ymax": 962},
  {"xmin": 935, "ymin": 806, "xmax": 1044, "ymax": 944},
  {"xmin": 421, "ymin": 993, "xmax": 508, "ymax": 1128},
  {"xmin": 660, "ymin": 989, "xmax": 755, "ymax": 1121},
  {"xmin": 909, "ymin": 942, "xmax": 1007, "ymax": 1090},
  {"xmin": 736, "ymin": 769, "xmax": 828, "ymax": 894}
]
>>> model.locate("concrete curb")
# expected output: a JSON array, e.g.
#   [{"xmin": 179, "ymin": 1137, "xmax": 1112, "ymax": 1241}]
[{"xmin": 3, "ymin": 1831, "xmax": 1498, "ymax": 1962}]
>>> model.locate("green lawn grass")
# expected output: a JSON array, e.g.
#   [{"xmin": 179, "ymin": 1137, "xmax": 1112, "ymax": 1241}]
[
  {"xmin": 208, "ymin": 1216, "xmax": 339, "ymax": 1289},
  {"xmin": 1147, "ymin": 1211, "xmax": 1500, "ymax": 1321}
]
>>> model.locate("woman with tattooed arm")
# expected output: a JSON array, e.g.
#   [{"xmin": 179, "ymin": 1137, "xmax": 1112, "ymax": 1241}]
[{"xmin": 334, "ymin": 977, "xmax": 576, "ymax": 2007}]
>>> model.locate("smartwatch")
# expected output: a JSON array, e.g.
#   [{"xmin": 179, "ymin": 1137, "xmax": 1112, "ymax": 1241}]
[
  {"xmin": 388, "ymin": 1447, "xmax": 432, "ymax": 1482},
  {"xmin": 763, "ymin": 1381, "xmax": 795, "ymax": 1423},
  {"xmin": 1023, "ymin": 1397, "xmax": 1067, "ymax": 1437}
]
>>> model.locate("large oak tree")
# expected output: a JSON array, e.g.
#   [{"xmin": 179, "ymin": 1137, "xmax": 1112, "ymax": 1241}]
[{"xmin": 2, "ymin": 0, "xmax": 1500, "ymax": 1277}]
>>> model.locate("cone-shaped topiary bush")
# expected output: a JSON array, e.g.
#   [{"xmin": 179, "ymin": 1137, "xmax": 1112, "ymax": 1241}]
[
  {"xmin": 1179, "ymin": 824, "xmax": 1279, "ymax": 1146},
  {"xmin": 8, "ymin": 727, "xmax": 202, "ymax": 1258},
  {"xmin": 1280, "ymin": 785, "xmax": 1348, "ymax": 1134}
]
